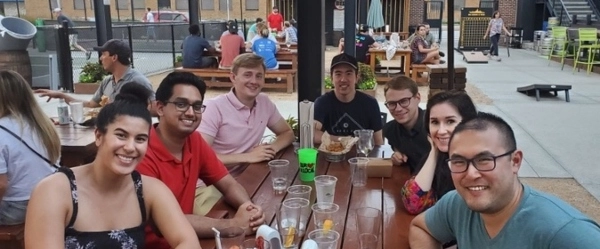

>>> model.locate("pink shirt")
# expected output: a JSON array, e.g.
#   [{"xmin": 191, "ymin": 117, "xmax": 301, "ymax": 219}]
[{"xmin": 198, "ymin": 90, "xmax": 283, "ymax": 174}]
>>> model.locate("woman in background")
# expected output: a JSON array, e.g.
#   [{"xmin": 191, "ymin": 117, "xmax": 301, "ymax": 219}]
[
  {"xmin": 0, "ymin": 70, "xmax": 60, "ymax": 225},
  {"xmin": 484, "ymin": 11, "xmax": 511, "ymax": 62},
  {"xmin": 252, "ymin": 23, "xmax": 280, "ymax": 70},
  {"xmin": 25, "ymin": 83, "xmax": 200, "ymax": 249}
]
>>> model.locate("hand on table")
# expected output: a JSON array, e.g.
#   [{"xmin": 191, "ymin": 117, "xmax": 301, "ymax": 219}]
[
  {"xmin": 391, "ymin": 151, "xmax": 408, "ymax": 165},
  {"xmin": 247, "ymin": 144, "xmax": 276, "ymax": 163},
  {"xmin": 234, "ymin": 202, "xmax": 265, "ymax": 235},
  {"xmin": 33, "ymin": 89, "xmax": 66, "ymax": 102}
]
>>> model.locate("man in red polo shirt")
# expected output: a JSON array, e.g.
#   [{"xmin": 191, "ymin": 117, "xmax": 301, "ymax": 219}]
[
  {"xmin": 137, "ymin": 72, "xmax": 265, "ymax": 249},
  {"xmin": 267, "ymin": 6, "xmax": 284, "ymax": 32}
]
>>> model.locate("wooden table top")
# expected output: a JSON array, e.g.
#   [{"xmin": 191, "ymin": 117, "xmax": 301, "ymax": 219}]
[
  {"xmin": 55, "ymin": 125, "xmax": 96, "ymax": 151},
  {"xmin": 199, "ymin": 145, "xmax": 415, "ymax": 249}
]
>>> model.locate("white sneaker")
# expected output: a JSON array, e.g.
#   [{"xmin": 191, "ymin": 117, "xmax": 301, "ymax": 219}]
[{"xmin": 496, "ymin": 56, "xmax": 502, "ymax": 62}]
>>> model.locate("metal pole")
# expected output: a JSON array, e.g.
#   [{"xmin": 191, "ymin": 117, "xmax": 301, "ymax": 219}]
[
  {"xmin": 130, "ymin": 0, "xmax": 135, "ymax": 22},
  {"xmin": 104, "ymin": 0, "xmax": 113, "ymax": 39},
  {"xmin": 171, "ymin": 25, "xmax": 176, "ymax": 67},
  {"xmin": 116, "ymin": 0, "xmax": 121, "ymax": 21},
  {"xmin": 240, "ymin": 0, "xmax": 244, "ymax": 22},
  {"xmin": 57, "ymin": 21, "xmax": 74, "ymax": 92},
  {"xmin": 83, "ymin": 0, "xmax": 88, "ymax": 21},
  {"xmin": 297, "ymin": 0, "xmax": 324, "ymax": 103},
  {"xmin": 15, "ymin": 0, "xmax": 20, "ymax": 17},
  {"xmin": 93, "ymin": 0, "xmax": 109, "ymax": 47},
  {"xmin": 128, "ymin": 25, "xmax": 134, "ymax": 68},
  {"xmin": 189, "ymin": 0, "xmax": 199, "ymax": 25},
  {"xmin": 48, "ymin": 0, "xmax": 53, "ymax": 18},
  {"xmin": 447, "ymin": 0, "xmax": 455, "ymax": 90},
  {"xmin": 227, "ymin": 0, "xmax": 231, "ymax": 20},
  {"xmin": 344, "ymin": 0, "xmax": 356, "ymax": 56}
]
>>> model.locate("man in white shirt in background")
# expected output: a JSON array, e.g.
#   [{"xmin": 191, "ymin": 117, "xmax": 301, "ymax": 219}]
[{"xmin": 144, "ymin": 8, "xmax": 157, "ymax": 42}]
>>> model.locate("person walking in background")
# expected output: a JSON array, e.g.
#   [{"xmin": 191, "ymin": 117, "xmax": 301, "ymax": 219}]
[
  {"xmin": 53, "ymin": 8, "xmax": 91, "ymax": 60},
  {"xmin": 246, "ymin": 18, "xmax": 263, "ymax": 41},
  {"xmin": 144, "ymin": 8, "xmax": 157, "ymax": 42},
  {"xmin": 0, "ymin": 70, "xmax": 61, "ymax": 226},
  {"xmin": 267, "ymin": 6, "xmax": 284, "ymax": 33},
  {"xmin": 484, "ymin": 11, "xmax": 511, "ymax": 62}
]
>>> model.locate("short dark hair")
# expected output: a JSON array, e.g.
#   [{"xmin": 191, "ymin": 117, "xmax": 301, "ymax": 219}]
[
  {"xmin": 147, "ymin": 7, "xmax": 151, "ymax": 11},
  {"xmin": 155, "ymin": 72, "xmax": 207, "ymax": 103},
  {"xmin": 189, "ymin": 24, "xmax": 200, "ymax": 35},
  {"xmin": 416, "ymin": 24, "xmax": 427, "ymax": 32},
  {"xmin": 256, "ymin": 17, "xmax": 263, "ymax": 22},
  {"xmin": 450, "ymin": 112, "xmax": 517, "ymax": 151},
  {"xmin": 96, "ymin": 83, "xmax": 152, "ymax": 134},
  {"xmin": 384, "ymin": 75, "xmax": 418, "ymax": 95}
]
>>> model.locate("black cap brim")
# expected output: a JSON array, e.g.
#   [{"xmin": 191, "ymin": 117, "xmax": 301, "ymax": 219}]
[
  {"xmin": 93, "ymin": 46, "xmax": 106, "ymax": 51},
  {"xmin": 330, "ymin": 61, "xmax": 357, "ymax": 70}
]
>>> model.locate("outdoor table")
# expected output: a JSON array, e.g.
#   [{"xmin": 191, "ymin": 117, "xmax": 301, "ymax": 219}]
[
  {"xmin": 56, "ymin": 125, "xmax": 96, "ymax": 167},
  {"xmin": 199, "ymin": 145, "xmax": 415, "ymax": 249},
  {"xmin": 368, "ymin": 48, "xmax": 412, "ymax": 81},
  {"xmin": 206, "ymin": 49, "xmax": 298, "ymax": 71}
]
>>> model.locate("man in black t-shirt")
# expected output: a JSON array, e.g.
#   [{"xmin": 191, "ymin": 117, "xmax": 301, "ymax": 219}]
[
  {"xmin": 53, "ymin": 8, "xmax": 91, "ymax": 60},
  {"xmin": 314, "ymin": 53, "xmax": 384, "ymax": 145},
  {"xmin": 355, "ymin": 24, "xmax": 380, "ymax": 64},
  {"xmin": 382, "ymin": 76, "xmax": 430, "ymax": 173}
]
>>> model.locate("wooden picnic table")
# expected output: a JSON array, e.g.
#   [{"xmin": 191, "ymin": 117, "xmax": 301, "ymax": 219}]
[
  {"xmin": 206, "ymin": 49, "xmax": 298, "ymax": 71},
  {"xmin": 199, "ymin": 145, "xmax": 415, "ymax": 249},
  {"xmin": 369, "ymin": 48, "xmax": 412, "ymax": 82},
  {"xmin": 56, "ymin": 125, "xmax": 96, "ymax": 167}
]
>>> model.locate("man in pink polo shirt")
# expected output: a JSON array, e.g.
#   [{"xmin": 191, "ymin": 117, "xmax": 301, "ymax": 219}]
[{"xmin": 198, "ymin": 53, "xmax": 295, "ymax": 175}]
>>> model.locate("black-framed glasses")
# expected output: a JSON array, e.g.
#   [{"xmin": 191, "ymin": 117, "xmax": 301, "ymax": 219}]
[
  {"xmin": 164, "ymin": 101, "xmax": 205, "ymax": 113},
  {"xmin": 446, "ymin": 149, "xmax": 516, "ymax": 173},
  {"xmin": 384, "ymin": 96, "xmax": 413, "ymax": 109}
]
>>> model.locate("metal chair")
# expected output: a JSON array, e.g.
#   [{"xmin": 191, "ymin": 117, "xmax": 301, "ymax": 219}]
[
  {"xmin": 572, "ymin": 28, "xmax": 600, "ymax": 75},
  {"xmin": 547, "ymin": 27, "xmax": 572, "ymax": 70}
]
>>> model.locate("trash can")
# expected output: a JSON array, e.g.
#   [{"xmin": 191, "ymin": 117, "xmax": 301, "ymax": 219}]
[{"xmin": 35, "ymin": 18, "xmax": 46, "ymax": 52}]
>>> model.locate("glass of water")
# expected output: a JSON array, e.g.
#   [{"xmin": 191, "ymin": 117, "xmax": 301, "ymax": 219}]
[
  {"xmin": 314, "ymin": 175, "xmax": 337, "ymax": 204},
  {"xmin": 348, "ymin": 157, "xmax": 369, "ymax": 187},
  {"xmin": 268, "ymin": 159, "xmax": 290, "ymax": 194}
]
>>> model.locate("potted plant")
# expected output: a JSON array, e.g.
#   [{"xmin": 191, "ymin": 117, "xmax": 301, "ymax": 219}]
[
  {"xmin": 285, "ymin": 115, "xmax": 299, "ymax": 141},
  {"xmin": 324, "ymin": 62, "xmax": 377, "ymax": 97},
  {"xmin": 175, "ymin": 54, "xmax": 183, "ymax": 68},
  {"xmin": 74, "ymin": 62, "xmax": 109, "ymax": 94}
]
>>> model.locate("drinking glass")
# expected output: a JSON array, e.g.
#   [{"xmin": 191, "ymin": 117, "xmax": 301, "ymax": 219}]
[
  {"xmin": 287, "ymin": 185, "xmax": 312, "ymax": 200},
  {"xmin": 314, "ymin": 175, "xmax": 337, "ymax": 204},
  {"xmin": 311, "ymin": 203, "xmax": 339, "ymax": 230},
  {"xmin": 218, "ymin": 226, "xmax": 245, "ymax": 249},
  {"xmin": 354, "ymin": 130, "xmax": 374, "ymax": 157},
  {"xmin": 282, "ymin": 198, "xmax": 310, "ymax": 237},
  {"xmin": 269, "ymin": 159, "xmax": 290, "ymax": 194},
  {"xmin": 276, "ymin": 203, "xmax": 301, "ymax": 249},
  {"xmin": 241, "ymin": 238, "xmax": 271, "ymax": 249},
  {"xmin": 355, "ymin": 207, "xmax": 382, "ymax": 249},
  {"xmin": 348, "ymin": 157, "xmax": 369, "ymax": 187},
  {"xmin": 308, "ymin": 229, "xmax": 340, "ymax": 249}
]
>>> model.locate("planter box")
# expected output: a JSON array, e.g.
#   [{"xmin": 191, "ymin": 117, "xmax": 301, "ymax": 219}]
[
  {"xmin": 324, "ymin": 86, "xmax": 377, "ymax": 98},
  {"xmin": 175, "ymin": 62, "xmax": 183, "ymax": 68},
  {"xmin": 74, "ymin": 82, "xmax": 100, "ymax": 94}
]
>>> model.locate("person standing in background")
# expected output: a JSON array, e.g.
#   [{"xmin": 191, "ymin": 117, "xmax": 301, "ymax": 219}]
[
  {"xmin": 53, "ymin": 8, "xmax": 91, "ymax": 60},
  {"xmin": 483, "ymin": 11, "xmax": 511, "ymax": 62},
  {"xmin": 267, "ymin": 7, "xmax": 284, "ymax": 33},
  {"xmin": 247, "ymin": 18, "xmax": 263, "ymax": 41},
  {"xmin": 144, "ymin": 8, "xmax": 157, "ymax": 42}
]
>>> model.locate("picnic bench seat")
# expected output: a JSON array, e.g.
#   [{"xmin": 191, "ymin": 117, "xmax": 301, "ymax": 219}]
[
  {"xmin": 411, "ymin": 64, "xmax": 429, "ymax": 84},
  {"xmin": 0, "ymin": 224, "xmax": 24, "ymax": 249},
  {"xmin": 174, "ymin": 67, "xmax": 297, "ymax": 93}
]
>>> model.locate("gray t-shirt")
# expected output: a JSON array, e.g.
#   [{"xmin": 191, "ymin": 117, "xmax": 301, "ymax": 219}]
[
  {"xmin": 0, "ymin": 116, "xmax": 56, "ymax": 201},
  {"xmin": 57, "ymin": 14, "xmax": 77, "ymax": 34},
  {"xmin": 91, "ymin": 67, "xmax": 155, "ymax": 104},
  {"xmin": 425, "ymin": 185, "xmax": 600, "ymax": 248}
]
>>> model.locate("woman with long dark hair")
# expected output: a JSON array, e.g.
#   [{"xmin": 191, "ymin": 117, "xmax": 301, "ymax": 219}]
[
  {"xmin": 484, "ymin": 11, "xmax": 511, "ymax": 62},
  {"xmin": 401, "ymin": 90, "xmax": 477, "ymax": 215}
]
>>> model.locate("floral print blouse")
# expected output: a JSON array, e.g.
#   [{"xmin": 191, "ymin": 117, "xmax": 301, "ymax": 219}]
[
  {"xmin": 58, "ymin": 167, "xmax": 147, "ymax": 249},
  {"xmin": 400, "ymin": 176, "xmax": 437, "ymax": 215}
]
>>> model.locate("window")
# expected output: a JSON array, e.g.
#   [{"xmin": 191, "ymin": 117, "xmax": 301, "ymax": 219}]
[
  {"xmin": 133, "ymin": 0, "xmax": 145, "ymax": 9},
  {"xmin": 219, "ymin": 0, "xmax": 232, "ymax": 11},
  {"xmin": 74, "ymin": 0, "xmax": 84, "ymax": 10},
  {"xmin": 176, "ymin": 0, "xmax": 189, "ymax": 10},
  {"xmin": 201, "ymin": 0, "xmax": 214, "ymax": 10},
  {"xmin": 89, "ymin": 0, "xmax": 94, "ymax": 10},
  {"xmin": 50, "ymin": 0, "xmax": 59, "ymax": 9},
  {"xmin": 246, "ymin": 0, "xmax": 258, "ymax": 10},
  {"xmin": 115, "ymin": 0, "xmax": 128, "ymax": 10}
]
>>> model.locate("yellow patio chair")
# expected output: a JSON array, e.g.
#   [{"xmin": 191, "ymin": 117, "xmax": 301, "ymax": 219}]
[
  {"xmin": 547, "ymin": 26, "xmax": 572, "ymax": 70},
  {"xmin": 573, "ymin": 28, "xmax": 600, "ymax": 75}
]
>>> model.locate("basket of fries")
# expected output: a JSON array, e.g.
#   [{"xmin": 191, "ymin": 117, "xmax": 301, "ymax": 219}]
[{"xmin": 318, "ymin": 132, "xmax": 359, "ymax": 162}]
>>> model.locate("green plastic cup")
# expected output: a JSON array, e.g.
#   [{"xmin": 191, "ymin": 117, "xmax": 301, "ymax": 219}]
[{"xmin": 298, "ymin": 148, "xmax": 318, "ymax": 182}]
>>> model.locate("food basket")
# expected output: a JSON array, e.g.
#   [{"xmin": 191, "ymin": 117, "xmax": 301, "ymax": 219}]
[{"xmin": 318, "ymin": 132, "xmax": 358, "ymax": 162}]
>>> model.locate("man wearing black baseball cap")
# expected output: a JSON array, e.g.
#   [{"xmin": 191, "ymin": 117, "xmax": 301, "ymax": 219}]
[
  {"xmin": 313, "ymin": 53, "xmax": 384, "ymax": 145},
  {"xmin": 35, "ymin": 39, "xmax": 156, "ymax": 111},
  {"xmin": 220, "ymin": 20, "xmax": 245, "ymax": 41}
]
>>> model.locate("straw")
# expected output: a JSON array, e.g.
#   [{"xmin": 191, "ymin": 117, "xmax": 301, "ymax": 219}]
[{"xmin": 212, "ymin": 227, "xmax": 223, "ymax": 249}]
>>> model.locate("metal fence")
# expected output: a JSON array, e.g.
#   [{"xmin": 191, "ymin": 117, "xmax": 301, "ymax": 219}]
[{"xmin": 27, "ymin": 20, "xmax": 259, "ymax": 89}]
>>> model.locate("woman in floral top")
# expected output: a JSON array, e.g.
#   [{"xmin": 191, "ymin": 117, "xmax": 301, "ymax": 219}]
[
  {"xmin": 25, "ymin": 84, "xmax": 201, "ymax": 249},
  {"xmin": 401, "ymin": 91, "xmax": 477, "ymax": 215},
  {"xmin": 483, "ymin": 11, "xmax": 511, "ymax": 61},
  {"xmin": 410, "ymin": 24, "xmax": 441, "ymax": 65}
]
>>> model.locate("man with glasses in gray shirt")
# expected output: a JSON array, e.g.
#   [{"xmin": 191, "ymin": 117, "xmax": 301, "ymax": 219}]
[{"xmin": 36, "ymin": 39, "xmax": 156, "ymax": 111}]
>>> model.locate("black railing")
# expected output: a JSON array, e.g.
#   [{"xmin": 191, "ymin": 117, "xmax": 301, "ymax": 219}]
[
  {"xmin": 548, "ymin": 0, "xmax": 572, "ymax": 26},
  {"xmin": 587, "ymin": 0, "xmax": 600, "ymax": 20}
]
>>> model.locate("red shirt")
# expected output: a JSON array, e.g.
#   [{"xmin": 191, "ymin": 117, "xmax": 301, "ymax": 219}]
[
  {"xmin": 267, "ymin": 13, "xmax": 284, "ymax": 31},
  {"xmin": 137, "ymin": 124, "xmax": 229, "ymax": 249},
  {"xmin": 219, "ymin": 33, "xmax": 245, "ymax": 68}
]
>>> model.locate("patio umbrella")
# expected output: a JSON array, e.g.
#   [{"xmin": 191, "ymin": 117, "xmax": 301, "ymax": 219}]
[{"xmin": 366, "ymin": 0, "xmax": 385, "ymax": 29}]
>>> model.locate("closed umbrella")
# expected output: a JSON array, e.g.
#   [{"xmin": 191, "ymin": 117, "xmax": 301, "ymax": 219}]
[{"xmin": 366, "ymin": 0, "xmax": 385, "ymax": 29}]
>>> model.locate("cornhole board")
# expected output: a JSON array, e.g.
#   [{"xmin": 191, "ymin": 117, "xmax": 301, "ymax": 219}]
[
  {"xmin": 517, "ymin": 84, "xmax": 572, "ymax": 102},
  {"xmin": 462, "ymin": 51, "xmax": 489, "ymax": 64}
]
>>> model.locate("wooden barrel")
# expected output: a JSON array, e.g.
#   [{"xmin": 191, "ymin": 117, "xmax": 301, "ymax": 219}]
[{"xmin": 0, "ymin": 50, "xmax": 32, "ymax": 87}]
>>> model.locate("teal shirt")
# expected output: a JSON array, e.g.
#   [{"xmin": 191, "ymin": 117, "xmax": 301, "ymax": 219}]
[
  {"xmin": 425, "ymin": 185, "xmax": 600, "ymax": 248},
  {"xmin": 248, "ymin": 23, "xmax": 258, "ymax": 34}
]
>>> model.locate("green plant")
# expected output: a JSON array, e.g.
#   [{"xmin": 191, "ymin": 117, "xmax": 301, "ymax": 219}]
[
  {"xmin": 79, "ymin": 62, "xmax": 108, "ymax": 83},
  {"xmin": 176, "ymin": 54, "xmax": 183, "ymax": 63},
  {"xmin": 285, "ymin": 115, "xmax": 299, "ymax": 139},
  {"xmin": 324, "ymin": 62, "xmax": 376, "ymax": 90}
]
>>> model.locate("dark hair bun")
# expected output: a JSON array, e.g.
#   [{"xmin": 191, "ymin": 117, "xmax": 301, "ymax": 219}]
[{"xmin": 115, "ymin": 82, "xmax": 152, "ymax": 104}]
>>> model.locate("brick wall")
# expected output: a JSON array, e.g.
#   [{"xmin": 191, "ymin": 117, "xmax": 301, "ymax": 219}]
[
  {"xmin": 24, "ymin": 0, "xmax": 267, "ymax": 22},
  {"xmin": 410, "ymin": 0, "xmax": 517, "ymax": 25},
  {"xmin": 498, "ymin": 0, "xmax": 517, "ymax": 28}
]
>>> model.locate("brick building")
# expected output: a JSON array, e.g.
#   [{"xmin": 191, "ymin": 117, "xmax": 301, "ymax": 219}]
[
  {"xmin": 23, "ymin": 0, "xmax": 270, "ymax": 21},
  {"xmin": 409, "ymin": 0, "xmax": 518, "ymax": 28}
]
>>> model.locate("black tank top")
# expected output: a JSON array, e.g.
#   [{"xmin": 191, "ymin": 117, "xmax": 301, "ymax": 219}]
[{"xmin": 58, "ymin": 167, "xmax": 146, "ymax": 249}]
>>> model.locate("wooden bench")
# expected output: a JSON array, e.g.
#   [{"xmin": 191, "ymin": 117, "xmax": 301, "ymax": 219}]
[
  {"xmin": 411, "ymin": 64, "xmax": 429, "ymax": 85},
  {"xmin": 0, "ymin": 224, "xmax": 24, "ymax": 249},
  {"xmin": 174, "ymin": 67, "xmax": 296, "ymax": 93}
]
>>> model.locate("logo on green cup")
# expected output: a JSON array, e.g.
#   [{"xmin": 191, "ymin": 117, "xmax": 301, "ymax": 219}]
[{"xmin": 300, "ymin": 163, "xmax": 315, "ymax": 174}]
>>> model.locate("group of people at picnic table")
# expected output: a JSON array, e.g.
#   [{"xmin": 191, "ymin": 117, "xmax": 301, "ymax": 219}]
[
  {"xmin": 0, "ymin": 35, "xmax": 599, "ymax": 249},
  {"xmin": 181, "ymin": 6, "xmax": 298, "ymax": 71}
]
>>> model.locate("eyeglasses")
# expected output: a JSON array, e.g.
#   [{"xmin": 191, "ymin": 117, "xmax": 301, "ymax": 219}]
[
  {"xmin": 446, "ymin": 149, "xmax": 516, "ymax": 173},
  {"xmin": 164, "ymin": 101, "xmax": 205, "ymax": 113},
  {"xmin": 384, "ymin": 96, "xmax": 413, "ymax": 109}
]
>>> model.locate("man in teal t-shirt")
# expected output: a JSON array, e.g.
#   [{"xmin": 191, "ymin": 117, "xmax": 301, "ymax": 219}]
[
  {"xmin": 409, "ymin": 112, "xmax": 600, "ymax": 248},
  {"xmin": 246, "ymin": 18, "xmax": 263, "ymax": 41}
]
